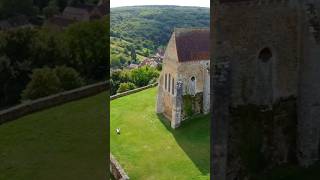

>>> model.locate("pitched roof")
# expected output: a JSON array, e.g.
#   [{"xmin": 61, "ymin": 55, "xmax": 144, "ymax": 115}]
[{"xmin": 174, "ymin": 28, "xmax": 210, "ymax": 62}]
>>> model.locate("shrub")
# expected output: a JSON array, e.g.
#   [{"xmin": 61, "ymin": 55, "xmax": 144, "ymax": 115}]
[
  {"xmin": 54, "ymin": 66, "xmax": 84, "ymax": 90},
  {"xmin": 117, "ymin": 82, "xmax": 136, "ymax": 93},
  {"xmin": 130, "ymin": 66, "xmax": 159, "ymax": 87},
  {"xmin": 22, "ymin": 67, "xmax": 61, "ymax": 100}
]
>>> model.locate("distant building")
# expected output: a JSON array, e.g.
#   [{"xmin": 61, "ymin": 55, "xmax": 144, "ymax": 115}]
[
  {"xmin": 128, "ymin": 63, "xmax": 139, "ymax": 69},
  {"xmin": 156, "ymin": 28, "xmax": 210, "ymax": 129},
  {"xmin": 46, "ymin": 0, "xmax": 108, "ymax": 28},
  {"xmin": 0, "ymin": 15, "xmax": 33, "ymax": 30},
  {"xmin": 62, "ymin": 0, "xmax": 107, "ymax": 21},
  {"xmin": 139, "ymin": 57, "xmax": 162, "ymax": 68}
]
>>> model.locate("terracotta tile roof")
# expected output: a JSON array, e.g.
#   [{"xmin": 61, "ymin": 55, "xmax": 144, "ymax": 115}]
[{"xmin": 174, "ymin": 28, "xmax": 210, "ymax": 62}]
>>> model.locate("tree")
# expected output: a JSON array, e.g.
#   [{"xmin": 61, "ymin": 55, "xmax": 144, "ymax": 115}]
[
  {"xmin": 0, "ymin": 56, "xmax": 17, "ymax": 107},
  {"xmin": 54, "ymin": 66, "xmax": 84, "ymax": 90},
  {"xmin": 43, "ymin": 0, "xmax": 60, "ymax": 18},
  {"xmin": 64, "ymin": 17, "xmax": 109, "ymax": 81},
  {"xmin": 33, "ymin": 0, "xmax": 51, "ymax": 10},
  {"xmin": 0, "ymin": 0, "xmax": 36, "ymax": 19},
  {"xmin": 69, "ymin": 0, "xmax": 85, "ymax": 6},
  {"xmin": 22, "ymin": 67, "xmax": 61, "ymax": 100},
  {"xmin": 130, "ymin": 47, "xmax": 137, "ymax": 63},
  {"xmin": 30, "ymin": 28, "xmax": 67, "ymax": 68},
  {"xmin": 130, "ymin": 66, "xmax": 159, "ymax": 87},
  {"xmin": 117, "ymin": 82, "xmax": 136, "ymax": 93}
]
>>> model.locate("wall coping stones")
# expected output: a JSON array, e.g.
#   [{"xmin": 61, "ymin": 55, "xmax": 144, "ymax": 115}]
[
  {"xmin": 0, "ymin": 81, "xmax": 108, "ymax": 125},
  {"xmin": 110, "ymin": 83, "xmax": 158, "ymax": 101},
  {"xmin": 110, "ymin": 153, "xmax": 130, "ymax": 180}
]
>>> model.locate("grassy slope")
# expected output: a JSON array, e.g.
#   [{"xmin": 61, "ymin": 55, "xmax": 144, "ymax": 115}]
[
  {"xmin": 110, "ymin": 87, "xmax": 210, "ymax": 179},
  {"xmin": 0, "ymin": 93, "xmax": 108, "ymax": 180}
]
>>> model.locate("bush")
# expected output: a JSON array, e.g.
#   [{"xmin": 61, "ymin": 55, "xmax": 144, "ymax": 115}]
[
  {"xmin": 117, "ymin": 82, "xmax": 136, "ymax": 93},
  {"xmin": 54, "ymin": 66, "xmax": 84, "ymax": 90},
  {"xmin": 22, "ymin": 66, "xmax": 85, "ymax": 100},
  {"xmin": 130, "ymin": 66, "xmax": 159, "ymax": 87},
  {"xmin": 22, "ymin": 67, "xmax": 61, "ymax": 100}
]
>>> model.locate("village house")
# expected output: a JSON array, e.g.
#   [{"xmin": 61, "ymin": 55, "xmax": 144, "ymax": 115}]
[
  {"xmin": 139, "ymin": 56, "xmax": 162, "ymax": 68},
  {"xmin": 46, "ymin": 0, "xmax": 108, "ymax": 28},
  {"xmin": 0, "ymin": 15, "xmax": 33, "ymax": 30},
  {"xmin": 156, "ymin": 28, "xmax": 210, "ymax": 129},
  {"xmin": 62, "ymin": 0, "xmax": 107, "ymax": 21}
]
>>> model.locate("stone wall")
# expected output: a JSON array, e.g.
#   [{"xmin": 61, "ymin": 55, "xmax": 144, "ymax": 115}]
[
  {"xmin": 211, "ymin": 1, "xmax": 302, "ymax": 179},
  {"xmin": 0, "ymin": 82, "xmax": 108, "ymax": 124},
  {"xmin": 110, "ymin": 83, "xmax": 158, "ymax": 100},
  {"xmin": 297, "ymin": 0, "xmax": 320, "ymax": 167},
  {"xmin": 110, "ymin": 153, "xmax": 129, "ymax": 180}
]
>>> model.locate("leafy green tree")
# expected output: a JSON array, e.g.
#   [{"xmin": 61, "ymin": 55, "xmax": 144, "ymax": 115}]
[
  {"xmin": 43, "ymin": 0, "xmax": 60, "ymax": 18},
  {"xmin": 33, "ymin": 0, "xmax": 50, "ymax": 10},
  {"xmin": 64, "ymin": 17, "xmax": 109, "ymax": 81},
  {"xmin": 54, "ymin": 66, "xmax": 84, "ymax": 90},
  {"xmin": 22, "ymin": 67, "xmax": 61, "ymax": 100},
  {"xmin": 130, "ymin": 66, "xmax": 159, "ymax": 87},
  {"xmin": 0, "ymin": 0, "xmax": 37, "ymax": 19},
  {"xmin": 117, "ymin": 82, "xmax": 136, "ymax": 93},
  {"xmin": 0, "ymin": 56, "xmax": 17, "ymax": 107},
  {"xmin": 110, "ymin": 56, "xmax": 121, "ymax": 68},
  {"xmin": 130, "ymin": 47, "xmax": 137, "ymax": 62},
  {"xmin": 69, "ymin": 0, "xmax": 85, "ymax": 6},
  {"xmin": 30, "ymin": 28, "xmax": 67, "ymax": 68}
]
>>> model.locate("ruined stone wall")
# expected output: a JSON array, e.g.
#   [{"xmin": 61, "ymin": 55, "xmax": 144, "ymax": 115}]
[
  {"xmin": 212, "ymin": 1, "xmax": 301, "ymax": 179},
  {"xmin": 215, "ymin": 1, "xmax": 300, "ymax": 106},
  {"xmin": 297, "ymin": 0, "xmax": 320, "ymax": 167}
]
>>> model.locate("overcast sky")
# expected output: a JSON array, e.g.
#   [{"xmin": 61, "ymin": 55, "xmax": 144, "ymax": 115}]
[{"xmin": 110, "ymin": 0, "xmax": 210, "ymax": 8}]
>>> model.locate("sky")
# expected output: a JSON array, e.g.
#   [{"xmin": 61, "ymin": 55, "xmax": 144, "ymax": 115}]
[{"xmin": 110, "ymin": 0, "xmax": 210, "ymax": 8}]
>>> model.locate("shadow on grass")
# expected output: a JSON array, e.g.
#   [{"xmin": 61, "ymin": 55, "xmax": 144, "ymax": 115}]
[{"xmin": 157, "ymin": 113, "xmax": 210, "ymax": 176}]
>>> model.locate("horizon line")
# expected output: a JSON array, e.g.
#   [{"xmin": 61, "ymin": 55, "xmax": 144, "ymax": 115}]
[{"xmin": 110, "ymin": 5, "xmax": 210, "ymax": 8}]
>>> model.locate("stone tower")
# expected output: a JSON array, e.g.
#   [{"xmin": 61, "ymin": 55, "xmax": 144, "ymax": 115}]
[{"xmin": 211, "ymin": 0, "xmax": 320, "ymax": 179}]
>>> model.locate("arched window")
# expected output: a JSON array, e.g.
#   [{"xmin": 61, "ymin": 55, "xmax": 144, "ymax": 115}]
[
  {"xmin": 168, "ymin": 74, "xmax": 171, "ymax": 93},
  {"xmin": 190, "ymin": 76, "xmax": 196, "ymax": 96},
  {"xmin": 259, "ymin": 48, "xmax": 272, "ymax": 62},
  {"xmin": 165, "ymin": 74, "xmax": 167, "ymax": 90},
  {"xmin": 172, "ymin": 78, "xmax": 175, "ymax": 95},
  {"xmin": 256, "ymin": 47, "xmax": 273, "ymax": 106}
]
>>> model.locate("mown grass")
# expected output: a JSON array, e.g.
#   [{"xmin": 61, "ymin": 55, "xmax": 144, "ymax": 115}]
[
  {"xmin": 0, "ymin": 93, "xmax": 108, "ymax": 180},
  {"xmin": 110, "ymin": 87, "xmax": 210, "ymax": 180}
]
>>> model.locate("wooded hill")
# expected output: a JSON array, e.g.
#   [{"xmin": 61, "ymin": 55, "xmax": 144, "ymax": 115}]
[{"xmin": 110, "ymin": 6, "xmax": 210, "ymax": 68}]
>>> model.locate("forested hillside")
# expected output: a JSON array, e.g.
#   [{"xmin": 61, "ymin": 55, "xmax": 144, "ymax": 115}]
[
  {"xmin": 110, "ymin": 6, "xmax": 210, "ymax": 68},
  {"xmin": 0, "ymin": 0, "xmax": 100, "ymax": 19}
]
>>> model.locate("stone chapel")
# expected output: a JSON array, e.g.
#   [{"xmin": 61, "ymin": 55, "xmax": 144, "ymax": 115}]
[{"xmin": 156, "ymin": 28, "xmax": 210, "ymax": 129}]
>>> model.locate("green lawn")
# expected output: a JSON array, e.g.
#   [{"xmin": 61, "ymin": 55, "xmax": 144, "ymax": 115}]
[
  {"xmin": 0, "ymin": 93, "xmax": 108, "ymax": 180},
  {"xmin": 110, "ymin": 87, "xmax": 210, "ymax": 180}
]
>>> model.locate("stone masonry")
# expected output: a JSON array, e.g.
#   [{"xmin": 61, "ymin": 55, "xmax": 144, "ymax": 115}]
[
  {"xmin": 211, "ymin": 0, "xmax": 320, "ymax": 179},
  {"xmin": 156, "ymin": 28, "xmax": 210, "ymax": 128}
]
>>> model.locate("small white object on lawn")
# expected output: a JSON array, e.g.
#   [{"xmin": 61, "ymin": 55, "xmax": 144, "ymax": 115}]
[{"xmin": 116, "ymin": 128, "xmax": 120, "ymax": 135}]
